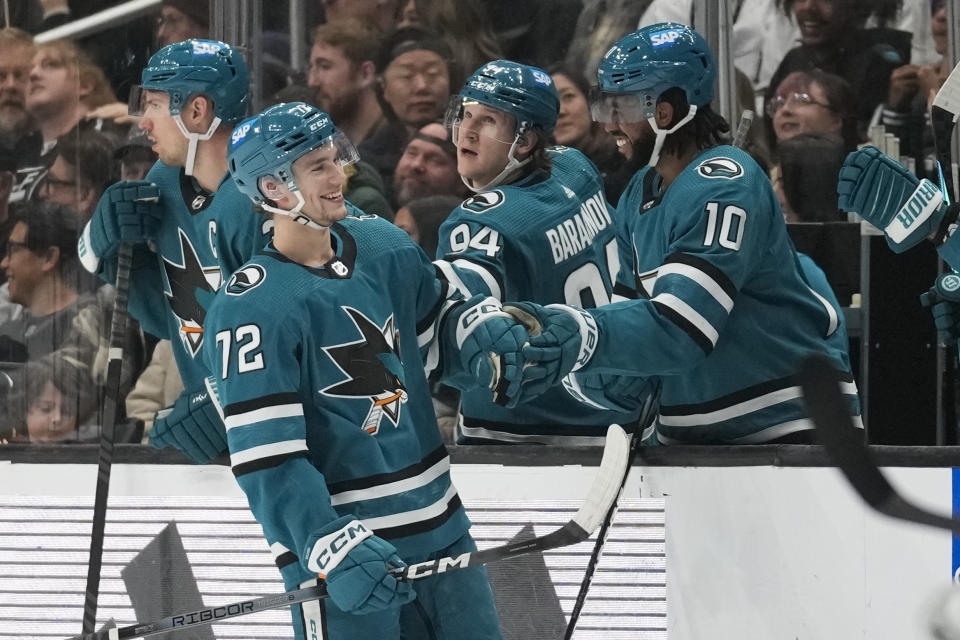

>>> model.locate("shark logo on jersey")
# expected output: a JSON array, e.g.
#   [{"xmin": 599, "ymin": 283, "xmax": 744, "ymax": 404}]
[
  {"xmin": 461, "ymin": 191, "xmax": 505, "ymax": 214},
  {"xmin": 321, "ymin": 308, "xmax": 407, "ymax": 435},
  {"xmin": 226, "ymin": 264, "xmax": 266, "ymax": 296},
  {"xmin": 696, "ymin": 157, "xmax": 744, "ymax": 180},
  {"xmin": 162, "ymin": 228, "xmax": 223, "ymax": 357}
]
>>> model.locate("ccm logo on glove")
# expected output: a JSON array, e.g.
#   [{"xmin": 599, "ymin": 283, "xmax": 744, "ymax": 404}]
[
  {"xmin": 307, "ymin": 519, "xmax": 373, "ymax": 575},
  {"xmin": 888, "ymin": 179, "xmax": 943, "ymax": 243}
]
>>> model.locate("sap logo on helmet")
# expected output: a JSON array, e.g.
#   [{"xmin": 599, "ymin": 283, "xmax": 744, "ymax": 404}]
[
  {"xmin": 226, "ymin": 264, "xmax": 266, "ymax": 296},
  {"xmin": 231, "ymin": 122, "xmax": 252, "ymax": 147},
  {"xmin": 532, "ymin": 70, "xmax": 552, "ymax": 86},
  {"xmin": 192, "ymin": 41, "xmax": 222, "ymax": 56},
  {"xmin": 696, "ymin": 157, "xmax": 744, "ymax": 180},
  {"xmin": 650, "ymin": 29, "xmax": 682, "ymax": 48}
]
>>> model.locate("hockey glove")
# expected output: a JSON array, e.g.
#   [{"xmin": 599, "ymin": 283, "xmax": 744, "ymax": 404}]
[
  {"xmin": 562, "ymin": 371, "xmax": 659, "ymax": 414},
  {"xmin": 149, "ymin": 388, "xmax": 228, "ymax": 463},
  {"xmin": 920, "ymin": 272, "xmax": 960, "ymax": 346},
  {"xmin": 501, "ymin": 301, "xmax": 599, "ymax": 406},
  {"xmin": 308, "ymin": 516, "xmax": 415, "ymax": 615},
  {"xmin": 837, "ymin": 146, "xmax": 953, "ymax": 253},
  {"xmin": 81, "ymin": 181, "xmax": 162, "ymax": 270},
  {"xmin": 456, "ymin": 297, "xmax": 530, "ymax": 406}
]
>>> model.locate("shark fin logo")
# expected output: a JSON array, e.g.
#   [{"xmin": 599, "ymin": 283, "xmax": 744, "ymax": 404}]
[
  {"xmin": 226, "ymin": 265, "xmax": 266, "ymax": 296},
  {"xmin": 321, "ymin": 308, "xmax": 407, "ymax": 435},
  {"xmin": 162, "ymin": 228, "xmax": 223, "ymax": 357},
  {"xmin": 696, "ymin": 157, "xmax": 744, "ymax": 180}
]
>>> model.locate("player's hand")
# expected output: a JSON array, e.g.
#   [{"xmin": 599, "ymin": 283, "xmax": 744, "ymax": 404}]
[
  {"xmin": 499, "ymin": 301, "xmax": 599, "ymax": 406},
  {"xmin": 838, "ymin": 146, "xmax": 952, "ymax": 253},
  {"xmin": 563, "ymin": 371, "xmax": 660, "ymax": 414},
  {"xmin": 457, "ymin": 299, "xmax": 530, "ymax": 406},
  {"xmin": 886, "ymin": 64, "xmax": 920, "ymax": 110},
  {"xmin": 920, "ymin": 272, "xmax": 960, "ymax": 346},
  {"xmin": 149, "ymin": 388, "xmax": 228, "ymax": 463},
  {"xmin": 309, "ymin": 516, "xmax": 415, "ymax": 615},
  {"xmin": 86, "ymin": 181, "xmax": 162, "ymax": 260}
]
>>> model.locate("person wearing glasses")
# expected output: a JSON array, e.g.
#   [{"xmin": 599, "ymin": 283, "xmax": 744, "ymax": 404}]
[{"xmin": 36, "ymin": 128, "xmax": 116, "ymax": 220}]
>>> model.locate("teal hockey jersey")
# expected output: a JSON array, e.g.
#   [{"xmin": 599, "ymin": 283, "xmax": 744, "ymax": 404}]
[
  {"xmin": 436, "ymin": 146, "xmax": 640, "ymax": 444},
  {"xmin": 579, "ymin": 146, "xmax": 861, "ymax": 444},
  {"xmin": 82, "ymin": 162, "xmax": 271, "ymax": 392},
  {"xmin": 203, "ymin": 214, "xmax": 487, "ymax": 570}
]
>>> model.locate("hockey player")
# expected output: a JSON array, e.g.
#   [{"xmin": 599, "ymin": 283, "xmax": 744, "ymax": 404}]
[
  {"xmin": 436, "ymin": 59, "xmax": 656, "ymax": 444},
  {"xmin": 207, "ymin": 101, "xmax": 520, "ymax": 638},
  {"xmin": 499, "ymin": 23, "xmax": 861, "ymax": 444},
  {"xmin": 77, "ymin": 39, "xmax": 268, "ymax": 462}
]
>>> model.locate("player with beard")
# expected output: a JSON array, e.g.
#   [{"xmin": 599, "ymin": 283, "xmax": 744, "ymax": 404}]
[
  {"xmin": 497, "ymin": 24, "xmax": 861, "ymax": 445},
  {"xmin": 78, "ymin": 39, "xmax": 270, "ymax": 463}
]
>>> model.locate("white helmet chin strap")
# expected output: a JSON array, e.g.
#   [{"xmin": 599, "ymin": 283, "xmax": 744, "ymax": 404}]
[
  {"xmin": 461, "ymin": 134, "xmax": 531, "ymax": 194},
  {"xmin": 260, "ymin": 190, "xmax": 332, "ymax": 231},
  {"xmin": 175, "ymin": 114, "xmax": 222, "ymax": 176},
  {"xmin": 646, "ymin": 104, "xmax": 698, "ymax": 167}
]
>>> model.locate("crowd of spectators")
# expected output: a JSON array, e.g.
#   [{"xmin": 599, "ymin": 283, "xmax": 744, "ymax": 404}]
[{"xmin": 0, "ymin": 0, "xmax": 945, "ymax": 443}]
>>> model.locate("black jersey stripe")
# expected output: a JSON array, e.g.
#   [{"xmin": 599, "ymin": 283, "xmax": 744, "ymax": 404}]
[
  {"xmin": 374, "ymin": 493, "xmax": 463, "ymax": 540},
  {"xmin": 660, "ymin": 370, "xmax": 856, "ymax": 416},
  {"xmin": 327, "ymin": 445, "xmax": 449, "ymax": 495},
  {"xmin": 232, "ymin": 450, "xmax": 310, "ymax": 478},
  {"xmin": 461, "ymin": 415, "xmax": 613, "ymax": 437},
  {"xmin": 612, "ymin": 282, "xmax": 638, "ymax": 300},
  {"xmin": 274, "ymin": 551, "xmax": 298, "ymax": 570},
  {"xmin": 663, "ymin": 252, "xmax": 738, "ymax": 301},
  {"xmin": 652, "ymin": 300, "xmax": 714, "ymax": 355},
  {"xmin": 223, "ymin": 392, "xmax": 301, "ymax": 418},
  {"xmin": 417, "ymin": 276, "xmax": 450, "ymax": 335}
]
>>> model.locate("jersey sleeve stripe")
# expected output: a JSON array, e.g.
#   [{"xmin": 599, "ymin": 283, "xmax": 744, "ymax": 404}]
[
  {"xmin": 664, "ymin": 252, "xmax": 737, "ymax": 300},
  {"xmin": 451, "ymin": 257, "xmax": 504, "ymax": 300},
  {"xmin": 269, "ymin": 541, "xmax": 299, "ymax": 569},
  {"xmin": 659, "ymin": 386, "xmax": 804, "ymax": 426},
  {"xmin": 223, "ymin": 392, "xmax": 302, "ymax": 417},
  {"xmin": 652, "ymin": 294, "xmax": 719, "ymax": 351},
  {"xmin": 232, "ymin": 450, "xmax": 310, "ymax": 477},
  {"xmin": 434, "ymin": 259, "xmax": 472, "ymax": 299},
  {"xmin": 327, "ymin": 445, "xmax": 448, "ymax": 493},
  {"xmin": 331, "ymin": 456, "xmax": 450, "ymax": 506},
  {"xmin": 612, "ymin": 282, "xmax": 638, "ymax": 300},
  {"xmin": 362, "ymin": 484, "xmax": 460, "ymax": 538},
  {"xmin": 416, "ymin": 277, "xmax": 450, "ymax": 335},
  {"xmin": 418, "ymin": 298, "xmax": 461, "ymax": 348},
  {"xmin": 805, "ymin": 285, "xmax": 840, "ymax": 337},
  {"xmin": 656, "ymin": 262, "xmax": 735, "ymax": 312},
  {"xmin": 224, "ymin": 403, "xmax": 304, "ymax": 430},
  {"xmin": 230, "ymin": 439, "xmax": 309, "ymax": 468}
]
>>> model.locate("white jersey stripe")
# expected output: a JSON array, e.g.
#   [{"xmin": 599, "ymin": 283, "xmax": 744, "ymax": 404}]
[
  {"xmin": 269, "ymin": 541, "xmax": 291, "ymax": 560},
  {"xmin": 657, "ymin": 262, "xmax": 735, "ymax": 312},
  {"xmin": 361, "ymin": 484, "xmax": 459, "ymax": 531},
  {"xmin": 434, "ymin": 259, "xmax": 472, "ymax": 298},
  {"xmin": 330, "ymin": 456, "xmax": 451, "ymax": 506},
  {"xmin": 659, "ymin": 381, "xmax": 859, "ymax": 427},
  {"xmin": 224, "ymin": 403, "xmax": 303, "ymax": 431},
  {"xmin": 653, "ymin": 293, "xmax": 719, "ymax": 346},
  {"xmin": 451, "ymin": 258, "xmax": 502, "ymax": 300},
  {"xmin": 806, "ymin": 286, "xmax": 840, "ymax": 337},
  {"xmin": 230, "ymin": 439, "xmax": 308, "ymax": 467}
]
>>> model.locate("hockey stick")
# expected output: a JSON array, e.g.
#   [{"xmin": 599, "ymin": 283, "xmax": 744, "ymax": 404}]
[
  {"xmin": 799, "ymin": 355, "xmax": 960, "ymax": 533},
  {"xmin": 563, "ymin": 392, "xmax": 657, "ymax": 639},
  {"xmin": 68, "ymin": 423, "xmax": 631, "ymax": 639},
  {"xmin": 80, "ymin": 244, "xmax": 134, "ymax": 636}
]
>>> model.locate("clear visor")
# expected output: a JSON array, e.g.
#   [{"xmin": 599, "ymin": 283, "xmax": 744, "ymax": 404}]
[
  {"xmin": 588, "ymin": 88, "xmax": 651, "ymax": 123},
  {"xmin": 288, "ymin": 132, "xmax": 360, "ymax": 184},
  {"xmin": 127, "ymin": 85, "xmax": 149, "ymax": 117},
  {"xmin": 327, "ymin": 131, "xmax": 360, "ymax": 167},
  {"xmin": 444, "ymin": 96, "xmax": 518, "ymax": 146},
  {"xmin": 128, "ymin": 85, "xmax": 173, "ymax": 117}
]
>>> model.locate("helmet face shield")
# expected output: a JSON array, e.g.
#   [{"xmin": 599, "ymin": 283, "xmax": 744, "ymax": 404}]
[
  {"xmin": 445, "ymin": 96, "xmax": 518, "ymax": 146},
  {"xmin": 588, "ymin": 88, "xmax": 652, "ymax": 124}
]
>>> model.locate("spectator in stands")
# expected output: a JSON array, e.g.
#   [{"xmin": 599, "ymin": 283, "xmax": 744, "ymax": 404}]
[
  {"xmin": 397, "ymin": 0, "xmax": 419, "ymax": 27},
  {"xmin": 776, "ymin": 132, "xmax": 847, "ymax": 222},
  {"xmin": 360, "ymin": 26, "xmax": 453, "ymax": 193},
  {"xmin": 485, "ymin": 0, "xmax": 583, "ymax": 69},
  {"xmin": 563, "ymin": 0, "xmax": 647, "ymax": 79},
  {"xmin": 125, "ymin": 339, "xmax": 183, "ymax": 440},
  {"xmin": 548, "ymin": 63, "xmax": 631, "ymax": 203},
  {"xmin": 0, "ymin": 29, "xmax": 35, "ymax": 149},
  {"xmin": 392, "ymin": 121, "xmax": 464, "ymax": 208},
  {"xmin": 114, "ymin": 123, "xmax": 157, "ymax": 181},
  {"xmin": 877, "ymin": 0, "xmax": 948, "ymax": 180},
  {"xmin": 766, "ymin": 0, "xmax": 909, "ymax": 137},
  {"xmin": 14, "ymin": 355, "xmax": 97, "ymax": 443},
  {"xmin": 394, "ymin": 194, "xmax": 460, "ymax": 259},
  {"xmin": 307, "ymin": 20, "xmax": 385, "ymax": 146},
  {"xmin": 407, "ymin": 0, "xmax": 502, "ymax": 79},
  {"xmin": 343, "ymin": 156, "xmax": 395, "ymax": 221},
  {"xmin": 156, "ymin": 0, "xmax": 209, "ymax": 47},
  {"xmin": 26, "ymin": 40, "xmax": 118, "ymax": 153},
  {"xmin": 766, "ymin": 69, "xmax": 860, "ymax": 151},
  {"xmin": 38, "ymin": 129, "xmax": 117, "ymax": 219},
  {"xmin": 322, "ymin": 0, "xmax": 400, "ymax": 32}
]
